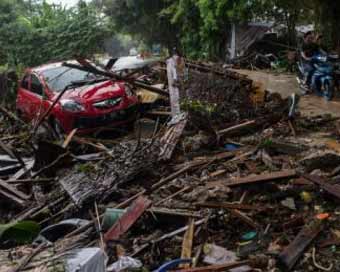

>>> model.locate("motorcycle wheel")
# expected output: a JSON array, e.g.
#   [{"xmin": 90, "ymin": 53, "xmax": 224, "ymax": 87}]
[{"xmin": 324, "ymin": 80, "xmax": 334, "ymax": 101}]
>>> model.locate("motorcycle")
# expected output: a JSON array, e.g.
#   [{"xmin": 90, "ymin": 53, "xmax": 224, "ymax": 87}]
[{"xmin": 297, "ymin": 52, "xmax": 340, "ymax": 101}]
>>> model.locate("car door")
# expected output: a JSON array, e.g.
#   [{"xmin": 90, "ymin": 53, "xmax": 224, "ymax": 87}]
[
  {"xmin": 16, "ymin": 73, "xmax": 33, "ymax": 120},
  {"xmin": 29, "ymin": 74, "xmax": 46, "ymax": 123}
]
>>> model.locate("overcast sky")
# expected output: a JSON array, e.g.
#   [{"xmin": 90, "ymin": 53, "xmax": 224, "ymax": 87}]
[{"xmin": 45, "ymin": 0, "xmax": 87, "ymax": 7}]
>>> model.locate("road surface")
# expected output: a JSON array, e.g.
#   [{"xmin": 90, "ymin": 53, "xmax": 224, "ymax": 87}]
[{"xmin": 235, "ymin": 69, "xmax": 340, "ymax": 117}]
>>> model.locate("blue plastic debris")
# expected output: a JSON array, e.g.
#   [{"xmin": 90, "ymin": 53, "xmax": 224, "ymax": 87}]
[
  {"xmin": 225, "ymin": 144, "xmax": 241, "ymax": 151},
  {"xmin": 154, "ymin": 258, "xmax": 192, "ymax": 272},
  {"xmin": 241, "ymin": 231, "xmax": 257, "ymax": 241}
]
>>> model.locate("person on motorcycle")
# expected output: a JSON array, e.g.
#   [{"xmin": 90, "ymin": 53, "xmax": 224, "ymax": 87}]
[{"xmin": 301, "ymin": 31, "xmax": 320, "ymax": 89}]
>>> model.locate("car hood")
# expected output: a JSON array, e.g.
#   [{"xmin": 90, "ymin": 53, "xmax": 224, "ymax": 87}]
[{"xmin": 53, "ymin": 80, "xmax": 124, "ymax": 103}]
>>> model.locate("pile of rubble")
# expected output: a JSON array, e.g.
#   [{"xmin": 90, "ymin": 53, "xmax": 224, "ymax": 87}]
[{"xmin": 0, "ymin": 60, "xmax": 340, "ymax": 272}]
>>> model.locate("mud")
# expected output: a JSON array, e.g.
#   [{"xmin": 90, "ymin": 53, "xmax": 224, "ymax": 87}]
[{"xmin": 235, "ymin": 69, "xmax": 340, "ymax": 117}]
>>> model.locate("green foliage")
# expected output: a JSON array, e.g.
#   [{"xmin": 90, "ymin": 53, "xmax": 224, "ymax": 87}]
[
  {"xmin": 181, "ymin": 99, "xmax": 217, "ymax": 116},
  {"xmin": 0, "ymin": 221, "xmax": 40, "ymax": 244},
  {"xmin": 0, "ymin": 0, "xmax": 112, "ymax": 68},
  {"xmin": 103, "ymin": 0, "xmax": 177, "ymax": 50}
]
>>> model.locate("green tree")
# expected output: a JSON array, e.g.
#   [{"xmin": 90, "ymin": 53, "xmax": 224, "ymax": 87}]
[
  {"xmin": 0, "ymin": 0, "xmax": 112, "ymax": 67},
  {"xmin": 313, "ymin": 0, "xmax": 340, "ymax": 48},
  {"xmin": 102, "ymin": 0, "xmax": 178, "ymax": 50}
]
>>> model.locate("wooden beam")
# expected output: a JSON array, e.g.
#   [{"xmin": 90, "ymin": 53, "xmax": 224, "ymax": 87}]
[
  {"xmin": 180, "ymin": 219, "xmax": 194, "ymax": 268},
  {"xmin": 218, "ymin": 120, "xmax": 256, "ymax": 136},
  {"xmin": 173, "ymin": 260, "xmax": 251, "ymax": 272},
  {"xmin": 227, "ymin": 170, "xmax": 297, "ymax": 187},
  {"xmin": 302, "ymin": 174, "xmax": 340, "ymax": 200},
  {"xmin": 278, "ymin": 219, "xmax": 323, "ymax": 270},
  {"xmin": 197, "ymin": 202, "xmax": 268, "ymax": 212},
  {"xmin": 0, "ymin": 179, "xmax": 30, "ymax": 200},
  {"xmin": 155, "ymin": 186, "xmax": 191, "ymax": 206},
  {"xmin": 104, "ymin": 196, "xmax": 151, "ymax": 242}
]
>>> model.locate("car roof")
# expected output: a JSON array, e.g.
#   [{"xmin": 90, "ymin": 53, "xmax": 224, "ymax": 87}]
[
  {"xmin": 31, "ymin": 60, "xmax": 88, "ymax": 76},
  {"xmin": 32, "ymin": 61, "xmax": 70, "ymax": 74},
  {"xmin": 113, "ymin": 56, "xmax": 160, "ymax": 71}
]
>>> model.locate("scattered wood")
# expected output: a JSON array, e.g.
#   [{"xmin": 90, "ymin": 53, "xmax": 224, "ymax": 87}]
[
  {"xmin": 172, "ymin": 260, "xmax": 251, "ymax": 272},
  {"xmin": 155, "ymin": 186, "xmax": 191, "ymax": 206},
  {"xmin": 180, "ymin": 219, "xmax": 194, "ymax": 268},
  {"xmin": 6, "ymin": 178, "xmax": 55, "ymax": 185},
  {"xmin": 0, "ymin": 106, "xmax": 25, "ymax": 125},
  {"xmin": 197, "ymin": 202, "xmax": 268, "ymax": 212},
  {"xmin": 218, "ymin": 120, "xmax": 256, "ymax": 136},
  {"xmin": 159, "ymin": 116, "xmax": 187, "ymax": 161},
  {"xmin": 278, "ymin": 219, "xmax": 323, "ymax": 270},
  {"xmin": 9, "ymin": 243, "xmax": 48, "ymax": 272},
  {"xmin": 230, "ymin": 209, "xmax": 260, "ymax": 229},
  {"xmin": 149, "ymin": 208, "xmax": 202, "ymax": 218},
  {"xmin": 62, "ymin": 128, "xmax": 78, "ymax": 148},
  {"xmin": 0, "ymin": 179, "xmax": 30, "ymax": 207},
  {"xmin": 227, "ymin": 169, "xmax": 297, "ymax": 187},
  {"xmin": 104, "ymin": 196, "xmax": 151, "ymax": 242},
  {"xmin": 302, "ymin": 174, "xmax": 340, "ymax": 200},
  {"xmin": 147, "ymin": 110, "xmax": 172, "ymax": 117},
  {"xmin": 151, "ymin": 165, "xmax": 191, "ymax": 191}
]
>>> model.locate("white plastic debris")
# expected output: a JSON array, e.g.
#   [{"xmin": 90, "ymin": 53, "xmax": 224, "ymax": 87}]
[
  {"xmin": 203, "ymin": 244, "xmax": 251, "ymax": 272},
  {"xmin": 66, "ymin": 247, "xmax": 107, "ymax": 272},
  {"xmin": 107, "ymin": 256, "xmax": 142, "ymax": 272}
]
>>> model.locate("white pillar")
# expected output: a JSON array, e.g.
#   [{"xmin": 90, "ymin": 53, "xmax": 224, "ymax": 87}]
[
  {"xmin": 166, "ymin": 55, "xmax": 181, "ymax": 117},
  {"xmin": 230, "ymin": 23, "xmax": 236, "ymax": 59}
]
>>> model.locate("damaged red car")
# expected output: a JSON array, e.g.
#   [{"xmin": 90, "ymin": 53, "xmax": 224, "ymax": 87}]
[{"xmin": 16, "ymin": 61, "xmax": 138, "ymax": 134}]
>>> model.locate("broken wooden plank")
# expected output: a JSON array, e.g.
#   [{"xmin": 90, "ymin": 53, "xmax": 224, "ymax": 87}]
[
  {"xmin": 0, "ymin": 179, "xmax": 30, "ymax": 200},
  {"xmin": 64, "ymin": 191, "xmax": 147, "ymax": 240},
  {"xmin": 180, "ymin": 219, "xmax": 194, "ymax": 268},
  {"xmin": 151, "ymin": 165, "xmax": 191, "ymax": 191},
  {"xmin": 149, "ymin": 208, "xmax": 202, "ymax": 218},
  {"xmin": 302, "ymin": 174, "xmax": 340, "ymax": 200},
  {"xmin": 0, "ymin": 188, "xmax": 26, "ymax": 207},
  {"xmin": 104, "ymin": 196, "xmax": 151, "ymax": 242},
  {"xmin": 278, "ymin": 218, "xmax": 323, "ymax": 270},
  {"xmin": 10, "ymin": 160, "xmax": 34, "ymax": 180},
  {"xmin": 218, "ymin": 120, "xmax": 256, "ymax": 136},
  {"xmin": 0, "ymin": 106, "xmax": 26, "ymax": 125},
  {"xmin": 9, "ymin": 243, "xmax": 48, "ymax": 272},
  {"xmin": 6, "ymin": 178, "xmax": 55, "ymax": 185},
  {"xmin": 230, "ymin": 209, "xmax": 260, "ymax": 229},
  {"xmin": 197, "ymin": 202, "xmax": 268, "ymax": 212},
  {"xmin": 155, "ymin": 186, "xmax": 191, "ymax": 206},
  {"xmin": 62, "ymin": 128, "xmax": 78, "ymax": 148},
  {"xmin": 227, "ymin": 169, "xmax": 297, "ymax": 187},
  {"xmin": 159, "ymin": 116, "xmax": 187, "ymax": 161},
  {"xmin": 146, "ymin": 110, "xmax": 172, "ymax": 117},
  {"xmin": 172, "ymin": 260, "xmax": 251, "ymax": 272}
]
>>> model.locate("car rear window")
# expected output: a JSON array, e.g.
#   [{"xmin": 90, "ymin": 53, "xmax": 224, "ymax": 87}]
[{"xmin": 41, "ymin": 66, "xmax": 97, "ymax": 92}]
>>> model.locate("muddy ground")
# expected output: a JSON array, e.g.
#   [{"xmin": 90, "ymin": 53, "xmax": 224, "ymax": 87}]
[{"xmin": 236, "ymin": 69, "xmax": 340, "ymax": 118}]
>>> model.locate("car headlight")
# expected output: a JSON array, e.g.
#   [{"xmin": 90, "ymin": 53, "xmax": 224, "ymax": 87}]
[
  {"xmin": 93, "ymin": 97, "xmax": 122, "ymax": 109},
  {"xmin": 60, "ymin": 99, "xmax": 85, "ymax": 112}
]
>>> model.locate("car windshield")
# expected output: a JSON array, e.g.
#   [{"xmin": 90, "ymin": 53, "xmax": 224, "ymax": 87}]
[{"xmin": 41, "ymin": 66, "xmax": 97, "ymax": 92}]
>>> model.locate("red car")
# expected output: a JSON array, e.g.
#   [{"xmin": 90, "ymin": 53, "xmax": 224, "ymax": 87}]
[{"xmin": 16, "ymin": 61, "xmax": 138, "ymax": 134}]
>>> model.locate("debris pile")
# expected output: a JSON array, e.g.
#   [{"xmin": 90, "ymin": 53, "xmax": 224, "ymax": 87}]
[{"xmin": 0, "ymin": 59, "xmax": 340, "ymax": 272}]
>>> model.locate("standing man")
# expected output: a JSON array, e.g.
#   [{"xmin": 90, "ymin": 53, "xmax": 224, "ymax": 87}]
[{"xmin": 166, "ymin": 47, "xmax": 186, "ymax": 125}]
